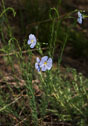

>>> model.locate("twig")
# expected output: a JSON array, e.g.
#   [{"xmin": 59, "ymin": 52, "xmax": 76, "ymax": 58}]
[
  {"xmin": 15, "ymin": 117, "xmax": 27, "ymax": 126},
  {"xmin": 0, "ymin": 96, "xmax": 22, "ymax": 112},
  {"xmin": 0, "ymin": 47, "xmax": 47, "ymax": 57}
]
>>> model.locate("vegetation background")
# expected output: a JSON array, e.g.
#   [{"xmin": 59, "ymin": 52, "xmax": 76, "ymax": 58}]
[{"xmin": 0, "ymin": 0, "xmax": 88, "ymax": 126}]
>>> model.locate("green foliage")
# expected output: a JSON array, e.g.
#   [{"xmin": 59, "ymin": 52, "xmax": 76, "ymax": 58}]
[{"xmin": 0, "ymin": 0, "xmax": 88, "ymax": 126}]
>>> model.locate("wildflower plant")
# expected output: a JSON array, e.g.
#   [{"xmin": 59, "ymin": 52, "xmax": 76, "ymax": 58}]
[
  {"xmin": 77, "ymin": 11, "xmax": 83, "ymax": 24},
  {"xmin": 27, "ymin": 34, "xmax": 37, "ymax": 48},
  {"xmin": 40, "ymin": 56, "xmax": 52, "ymax": 71},
  {"xmin": 35, "ymin": 56, "xmax": 52, "ymax": 72},
  {"xmin": 1, "ymin": 1, "xmax": 88, "ymax": 125}
]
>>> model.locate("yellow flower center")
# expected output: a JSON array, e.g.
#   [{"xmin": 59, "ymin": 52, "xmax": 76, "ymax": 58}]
[
  {"xmin": 44, "ymin": 62, "xmax": 47, "ymax": 65},
  {"xmin": 31, "ymin": 39, "xmax": 34, "ymax": 43}
]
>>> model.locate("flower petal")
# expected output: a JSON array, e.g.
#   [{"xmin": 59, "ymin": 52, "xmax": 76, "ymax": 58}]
[
  {"xmin": 77, "ymin": 17, "xmax": 82, "ymax": 24},
  {"xmin": 41, "ymin": 56, "xmax": 48, "ymax": 62},
  {"xmin": 27, "ymin": 40, "xmax": 31, "ymax": 45},
  {"xmin": 29, "ymin": 34, "xmax": 35, "ymax": 39},
  {"xmin": 35, "ymin": 63, "xmax": 40, "ymax": 72},
  {"xmin": 47, "ymin": 63, "xmax": 52, "ymax": 70},
  {"xmin": 48, "ymin": 58, "xmax": 52, "ymax": 64},
  {"xmin": 41, "ymin": 65, "xmax": 47, "ymax": 71},
  {"xmin": 36, "ymin": 57, "xmax": 40, "ymax": 63},
  {"xmin": 30, "ymin": 41, "xmax": 36, "ymax": 48},
  {"xmin": 40, "ymin": 56, "xmax": 48, "ymax": 67},
  {"xmin": 78, "ymin": 11, "xmax": 82, "ymax": 18}
]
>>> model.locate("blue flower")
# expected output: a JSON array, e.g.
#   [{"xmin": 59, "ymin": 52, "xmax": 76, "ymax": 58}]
[
  {"xmin": 40, "ymin": 56, "xmax": 52, "ymax": 71},
  {"xmin": 27, "ymin": 34, "xmax": 37, "ymax": 48},
  {"xmin": 35, "ymin": 57, "xmax": 40, "ymax": 72},
  {"xmin": 77, "ymin": 11, "xmax": 83, "ymax": 24}
]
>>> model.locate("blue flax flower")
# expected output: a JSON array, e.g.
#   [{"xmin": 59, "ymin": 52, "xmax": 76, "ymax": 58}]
[
  {"xmin": 35, "ymin": 57, "xmax": 40, "ymax": 72},
  {"xmin": 27, "ymin": 34, "xmax": 37, "ymax": 48},
  {"xmin": 40, "ymin": 56, "xmax": 52, "ymax": 71},
  {"xmin": 77, "ymin": 11, "xmax": 83, "ymax": 24}
]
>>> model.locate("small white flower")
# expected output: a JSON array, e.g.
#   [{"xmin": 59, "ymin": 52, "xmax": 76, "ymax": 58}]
[
  {"xmin": 77, "ymin": 11, "xmax": 83, "ymax": 24},
  {"xmin": 27, "ymin": 34, "xmax": 37, "ymax": 48}
]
